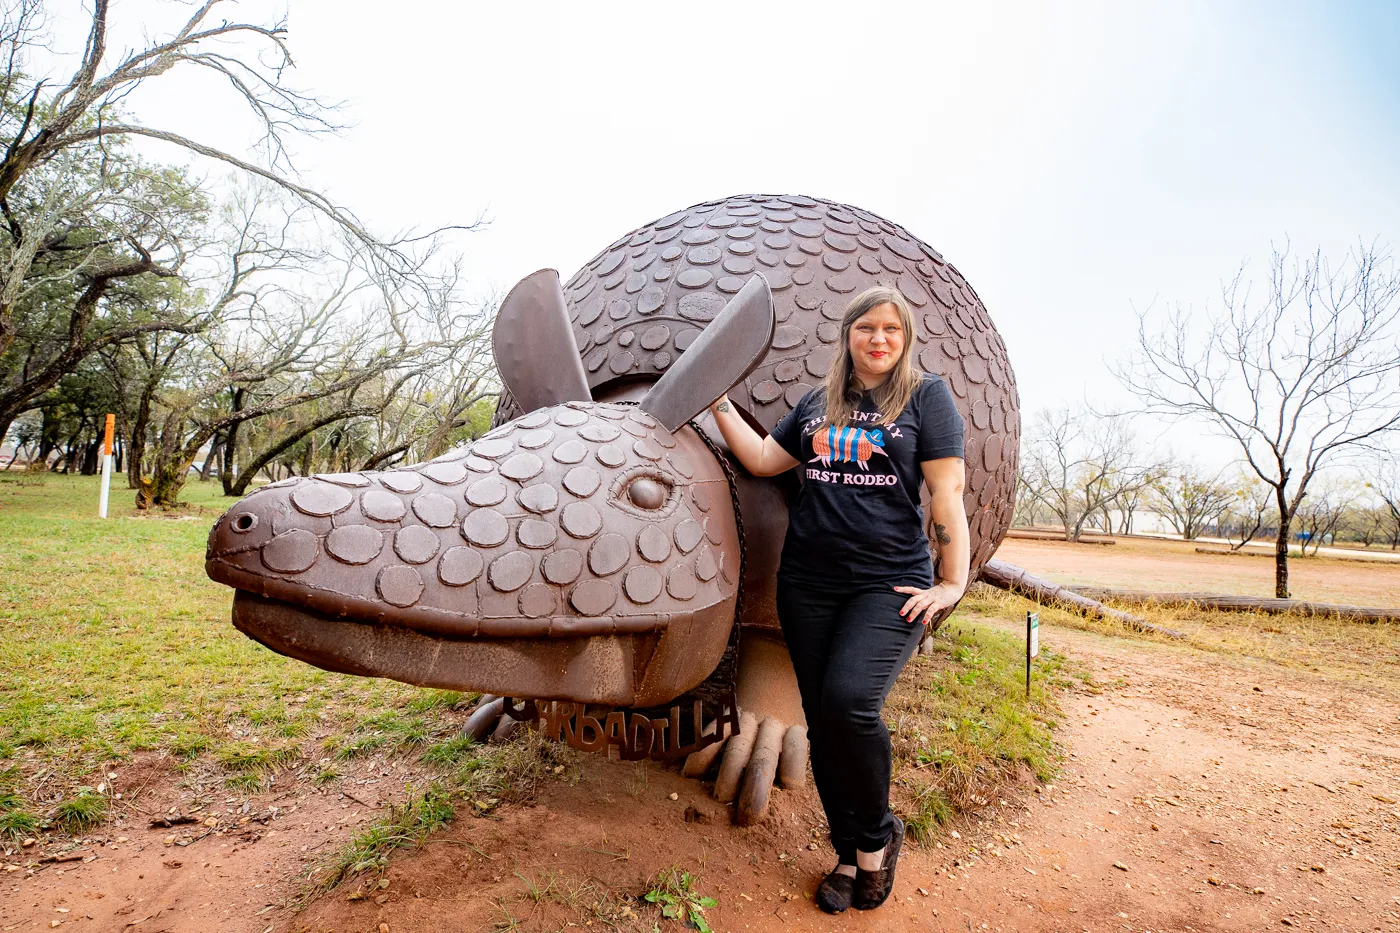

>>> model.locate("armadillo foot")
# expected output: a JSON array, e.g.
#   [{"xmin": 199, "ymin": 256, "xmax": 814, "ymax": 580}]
[
  {"xmin": 461, "ymin": 695, "xmax": 505, "ymax": 742},
  {"xmin": 697, "ymin": 632, "xmax": 811, "ymax": 825}
]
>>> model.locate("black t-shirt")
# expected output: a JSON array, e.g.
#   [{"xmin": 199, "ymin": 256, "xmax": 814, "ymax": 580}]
[{"xmin": 769, "ymin": 374, "xmax": 965, "ymax": 588}]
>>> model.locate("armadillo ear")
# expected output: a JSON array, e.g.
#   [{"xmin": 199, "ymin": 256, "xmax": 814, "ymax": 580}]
[
  {"xmin": 639, "ymin": 274, "xmax": 775, "ymax": 432},
  {"xmin": 491, "ymin": 269, "xmax": 593, "ymax": 412}
]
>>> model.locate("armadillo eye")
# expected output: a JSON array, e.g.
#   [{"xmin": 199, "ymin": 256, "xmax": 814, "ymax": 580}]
[
  {"xmin": 627, "ymin": 477, "xmax": 669, "ymax": 510},
  {"xmin": 231, "ymin": 513, "xmax": 258, "ymax": 533}
]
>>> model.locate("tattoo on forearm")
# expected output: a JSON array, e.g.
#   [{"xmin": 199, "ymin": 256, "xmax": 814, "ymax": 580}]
[
  {"xmin": 934, "ymin": 523, "xmax": 951, "ymax": 546},
  {"xmin": 715, "ymin": 401, "xmax": 730, "ymax": 413}
]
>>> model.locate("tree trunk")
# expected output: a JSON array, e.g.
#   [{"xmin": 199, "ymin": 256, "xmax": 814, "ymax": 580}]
[
  {"xmin": 81, "ymin": 438, "xmax": 100, "ymax": 475},
  {"xmin": 228, "ymin": 407, "xmax": 376, "ymax": 497},
  {"xmin": 1274, "ymin": 508, "xmax": 1292, "ymax": 599},
  {"xmin": 127, "ymin": 378, "xmax": 157, "ymax": 489},
  {"xmin": 219, "ymin": 390, "xmax": 246, "ymax": 496},
  {"xmin": 137, "ymin": 459, "xmax": 192, "ymax": 509},
  {"xmin": 199, "ymin": 432, "xmax": 222, "ymax": 481}
]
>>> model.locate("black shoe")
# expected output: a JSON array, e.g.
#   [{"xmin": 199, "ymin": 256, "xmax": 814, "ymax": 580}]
[
  {"xmin": 815, "ymin": 868, "xmax": 855, "ymax": 914},
  {"xmin": 852, "ymin": 815, "xmax": 904, "ymax": 911}
]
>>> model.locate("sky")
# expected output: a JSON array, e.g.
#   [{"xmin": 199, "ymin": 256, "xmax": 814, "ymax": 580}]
[{"xmin": 50, "ymin": 0, "xmax": 1400, "ymax": 465}]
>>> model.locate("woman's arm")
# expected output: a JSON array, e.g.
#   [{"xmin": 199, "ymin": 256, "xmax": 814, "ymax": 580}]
[
  {"xmin": 893, "ymin": 457, "xmax": 970, "ymax": 625},
  {"xmin": 706, "ymin": 394, "xmax": 800, "ymax": 477}
]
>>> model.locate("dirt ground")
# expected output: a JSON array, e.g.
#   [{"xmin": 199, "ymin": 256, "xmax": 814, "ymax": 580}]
[
  {"xmin": 6, "ymin": 537, "xmax": 1400, "ymax": 933},
  {"xmin": 997, "ymin": 537, "xmax": 1400, "ymax": 607},
  {"xmin": 6, "ymin": 622, "xmax": 1397, "ymax": 933}
]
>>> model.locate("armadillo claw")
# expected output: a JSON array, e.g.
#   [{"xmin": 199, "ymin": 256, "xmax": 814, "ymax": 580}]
[
  {"xmin": 778, "ymin": 724, "xmax": 808, "ymax": 789},
  {"xmin": 681, "ymin": 732, "xmax": 728, "ymax": 778},
  {"xmin": 713, "ymin": 711, "xmax": 758, "ymax": 803},
  {"xmin": 489, "ymin": 714, "xmax": 521, "ymax": 743},
  {"xmin": 735, "ymin": 716, "xmax": 786, "ymax": 825}
]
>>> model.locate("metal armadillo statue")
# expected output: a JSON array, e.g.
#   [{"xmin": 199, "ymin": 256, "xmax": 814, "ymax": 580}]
[{"xmin": 205, "ymin": 194, "xmax": 1021, "ymax": 825}]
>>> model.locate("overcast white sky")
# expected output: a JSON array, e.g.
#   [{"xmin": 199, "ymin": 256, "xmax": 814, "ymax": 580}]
[{"xmin": 61, "ymin": 0, "xmax": 1400, "ymax": 463}]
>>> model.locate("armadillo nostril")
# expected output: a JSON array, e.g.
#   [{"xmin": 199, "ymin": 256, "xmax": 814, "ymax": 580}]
[{"xmin": 232, "ymin": 513, "xmax": 258, "ymax": 533}]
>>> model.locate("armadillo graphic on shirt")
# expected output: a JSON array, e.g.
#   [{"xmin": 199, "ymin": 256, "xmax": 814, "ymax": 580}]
[{"xmin": 810, "ymin": 424, "xmax": 890, "ymax": 470}]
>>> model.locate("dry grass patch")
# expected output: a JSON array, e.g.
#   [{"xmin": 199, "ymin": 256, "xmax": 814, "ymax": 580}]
[{"xmin": 962, "ymin": 584, "xmax": 1400, "ymax": 694}]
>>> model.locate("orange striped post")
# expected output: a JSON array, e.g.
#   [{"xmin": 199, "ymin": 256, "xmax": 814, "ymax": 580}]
[{"xmin": 99, "ymin": 414, "xmax": 115, "ymax": 518}]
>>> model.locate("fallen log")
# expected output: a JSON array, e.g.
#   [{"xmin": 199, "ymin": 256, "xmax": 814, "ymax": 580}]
[
  {"xmin": 1062, "ymin": 585, "xmax": 1400, "ymax": 622},
  {"xmin": 978, "ymin": 558, "xmax": 1186, "ymax": 639},
  {"xmin": 1194, "ymin": 546, "xmax": 1400, "ymax": 566},
  {"xmin": 1005, "ymin": 529, "xmax": 1116, "ymax": 545}
]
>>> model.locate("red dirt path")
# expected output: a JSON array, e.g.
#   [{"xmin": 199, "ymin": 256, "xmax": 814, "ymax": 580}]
[{"xmin": 282, "ymin": 624, "xmax": 1400, "ymax": 933}]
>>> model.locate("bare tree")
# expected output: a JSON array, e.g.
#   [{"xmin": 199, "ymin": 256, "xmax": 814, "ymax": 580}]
[
  {"xmin": 1011, "ymin": 480, "xmax": 1049, "ymax": 528},
  {"xmin": 1151, "ymin": 463, "xmax": 1234, "ymax": 540},
  {"xmin": 1017, "ymin": 406, "xmax": 1163, "ymax": 541},
  {"xmin": 0, "ymin": 0, "xmax": 472, "ymax": 442},
  {"xmin": 1216, "ymin": 474, "xmax": 1273, "ymax": 551},
  {"xmin": 134, "ymin": 199, "xmax": 491, "ymax": 506},
  {"xmin": 1113, "ymin": 485, "xmax": 1149, "ymax": 535},
  {"xmin": 1339, "ymin": 497, "xmax": 1387, "ymax": 549},
  {"xmin": 1294, "ymin": 482, "xmax": 1356, "ymax": 557},
  {"xmin": 355, "ymin": 325, "xmax": 498, "ymax": 472},
  {"xmin": 1365, "ymin": 456, "xmax": 1400, "ymax": 550},
  {"xmin": 1117, "ymin": 243, "xmax": 1400, "ymax": 596}
]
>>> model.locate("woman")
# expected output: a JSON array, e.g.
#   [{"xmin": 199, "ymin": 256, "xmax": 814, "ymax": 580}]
[{"xmin": 707, "ymin": 285, "xmax": 969, "ymax": 913}]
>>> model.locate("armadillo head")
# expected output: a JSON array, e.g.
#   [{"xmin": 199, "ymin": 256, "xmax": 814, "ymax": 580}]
[{"xmin": 205, "ymin": 271, "xmax": 774, "ymax": 708}]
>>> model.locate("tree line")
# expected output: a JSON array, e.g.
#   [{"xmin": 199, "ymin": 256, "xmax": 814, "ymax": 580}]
[
  {"xmin": 1017, "ymin": 242, "xmax": 1400, "ymax": 598},
  {"xmin": 0, "ymin": 1, "xmax": 496, "ymax": 506},
  {"xmin": 1016, "ymin": 407, "xmax": 1400, "ymax": 553}
]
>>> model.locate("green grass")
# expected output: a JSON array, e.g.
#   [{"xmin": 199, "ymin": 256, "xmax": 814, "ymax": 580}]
[
  {"xmin": 643, "ymin": 867, "xmax": 719, "ymax": 933},
  {"xmin": 0, "ymin": 476, "xmax": 459, "ymax": 825},
  {"xmin": 51, "ymin": 787, "xmax": 107, "ymax": 831},
  {"xmin": 887, "ymin": 618, "xmax": 1068, "ymax": 845},
  {"xmin": 419, "ymin": 734, "xmax": 479, "ymax": 767},
  {"xmin": 318, "ymin": 782, "xmax": 457, "ymax": 890},
  {"xmin": 0, "ymin": 764, "xmax": 40, "ymax": 838},
  {"xmin": 0, "ymin": 808, "xmax": 39, "ymax": 837}
]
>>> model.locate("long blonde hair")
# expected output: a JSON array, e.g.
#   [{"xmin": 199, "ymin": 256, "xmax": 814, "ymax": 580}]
[{"xmin": 820, "ymin": 286, "xmax": 920, "ymax": 428}]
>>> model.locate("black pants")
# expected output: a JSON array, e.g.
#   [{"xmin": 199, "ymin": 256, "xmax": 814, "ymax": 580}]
[{"xmin": 776, "ymin": 579, "xmax": 926, "ymax": 862}]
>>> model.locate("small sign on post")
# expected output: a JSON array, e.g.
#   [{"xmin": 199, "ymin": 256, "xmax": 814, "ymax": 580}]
[
  {"xmin": 98, "ymin": 414, "xmax": 114, "ymax": 519},
  {"xmin": 1025, "ymin": 611, "xmax": 1040, "ymax": 699}
]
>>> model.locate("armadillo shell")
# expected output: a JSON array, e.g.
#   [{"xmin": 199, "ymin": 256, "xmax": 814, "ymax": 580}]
[{"xmin": 498, "ymin": 193, "xmax": 1021, "ymax": 580}]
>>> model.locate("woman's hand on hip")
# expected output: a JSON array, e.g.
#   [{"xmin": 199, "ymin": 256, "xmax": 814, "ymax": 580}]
[{"xmin": 892, "ymin": 581, "xmax": 965, "ymax": 626}]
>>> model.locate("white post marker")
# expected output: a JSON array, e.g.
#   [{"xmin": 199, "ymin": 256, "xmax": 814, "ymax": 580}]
[
  {"xmin": 98, "ymin": 413, "xmax": 114, "ymax": 519},
  {"xmin": 1025, "ymin": 611, "xmax": 1040, "ymax": 699}
]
